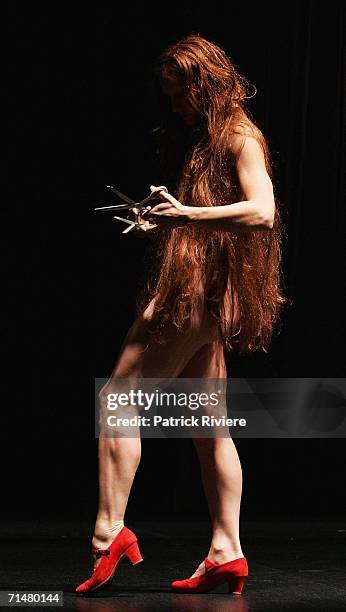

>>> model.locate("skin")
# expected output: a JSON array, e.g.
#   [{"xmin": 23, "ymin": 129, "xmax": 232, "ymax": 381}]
[
  {"xmin": 93, "ymin": 314, "xmax": 244, "ymax": 579},
  {"xmin": 133, "ymin": 73, "xmax": 275, "ymax": 235},
  {"xmin": 160, "ymin": 72, "xmax": 200, "ymax": 126},
  {"xmin": 90, "ymin": 73, "xmax": 274, "ymax": 582}
]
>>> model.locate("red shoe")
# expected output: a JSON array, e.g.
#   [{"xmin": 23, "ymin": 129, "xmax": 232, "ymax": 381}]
[
  {"xmin": 75, "ymin": 526, "xmax": 143, "ymax": 595},
  {"xmin": 171, "ymin": 556, "xmax": 248, "ymax": 595}
]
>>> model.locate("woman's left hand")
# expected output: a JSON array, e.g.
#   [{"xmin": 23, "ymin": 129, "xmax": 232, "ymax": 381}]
[{"xmin": 147, "ymin": 185, "xmax": 191, "ymax": 226}]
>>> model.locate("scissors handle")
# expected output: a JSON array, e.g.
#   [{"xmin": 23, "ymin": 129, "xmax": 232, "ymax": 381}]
[
  {"xmin": 94, "ymin": 185, "xmax": 169, "ymax": 234},
  {"xmin": 138, "ymin": 185, "xmax": 168, "ymax": 207}
]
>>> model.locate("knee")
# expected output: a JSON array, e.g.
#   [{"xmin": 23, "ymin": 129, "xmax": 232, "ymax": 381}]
[
  {"xmin": 98, "ymin": 380, "xmax": 131, "ymax": 407},
  {"xmin": 98, "ymin": 387, "xmax": 113, "ymax": 407},
  {"xmin": 98, "ymin": 382, "xmax": 142, "ymax": 441},
  {"xmin": 98, "ymin": 389, "xmax": 107, "ymax": 406}
]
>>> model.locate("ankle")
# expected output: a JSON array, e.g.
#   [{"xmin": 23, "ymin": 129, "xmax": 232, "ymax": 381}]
[
  {"xmin": 209, "ymin": 540, "xmax": 243, "ymax": 562},
  {"xmin": 94, "ymin": 518, "xmax": 124, "ymax": 541},
  {"xmin": 95, "ymin": 514, "xmax": 124, "ymax": 528}
]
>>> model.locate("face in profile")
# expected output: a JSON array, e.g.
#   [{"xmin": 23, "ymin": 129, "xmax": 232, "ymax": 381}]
[{"xmin": 159, "ymin": 72, "xmax": 200, "ymax": 127}]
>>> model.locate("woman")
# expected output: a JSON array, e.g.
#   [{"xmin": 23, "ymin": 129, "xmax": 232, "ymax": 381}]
[{"xmin": 76, "ymin": 34, "xmax": 287, "ymax": 596}]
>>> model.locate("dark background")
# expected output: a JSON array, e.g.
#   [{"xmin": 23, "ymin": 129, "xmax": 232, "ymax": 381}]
[{"xmin": 6, "ymin": 1, "xmax": 345, "ymax": 522}]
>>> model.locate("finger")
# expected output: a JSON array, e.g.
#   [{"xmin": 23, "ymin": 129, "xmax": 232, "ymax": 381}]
[
  {"xmin": 150, "ymin": 184, "xmax": 168, "ymax": 191},
  {"xmin": 139, "ymin": 217, "xmax": 158, "ymax": 228},
  {"xmin": 150, "ymin": 185, "xmax": 170, "ymax": 200},
  {"xmin": 135, "ymin": 222, "xmax": 158, "ymax": 234},
  {"xmin": 158, "ymin": 191, "xmax": 175, "ymax": 204},
  {"xmin": 157, "ymin": 191, "xmax": 169, "ymax": 201},
  {"xmin": 150, "ymin": 203, "xmax": 171, "ymax": 214}
]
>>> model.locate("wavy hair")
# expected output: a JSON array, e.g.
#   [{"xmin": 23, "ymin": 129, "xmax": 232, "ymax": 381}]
[{"xmin": 136, "ymin": 34, "xmax": 289, "ymax": 353}]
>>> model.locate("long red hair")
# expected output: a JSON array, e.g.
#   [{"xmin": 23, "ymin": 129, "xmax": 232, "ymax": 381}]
[{"xmin": 136, "ymin": 34, "xmax": 289, "ymax": 353}]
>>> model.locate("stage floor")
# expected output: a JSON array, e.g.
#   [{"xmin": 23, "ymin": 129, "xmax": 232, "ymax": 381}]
[{"xmin": 0, "ymin": 518, "xmax": 345, "ymax": 611}]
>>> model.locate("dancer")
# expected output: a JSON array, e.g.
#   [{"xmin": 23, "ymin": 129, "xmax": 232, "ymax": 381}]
[{"xmin": 76, "ymin": 34, "xmax": 287, "ymax": 596}]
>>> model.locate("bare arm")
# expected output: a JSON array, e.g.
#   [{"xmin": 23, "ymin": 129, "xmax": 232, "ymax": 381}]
[{"xmin": 185, "ymin": 135, "xmax": 275, "ymax": 232}]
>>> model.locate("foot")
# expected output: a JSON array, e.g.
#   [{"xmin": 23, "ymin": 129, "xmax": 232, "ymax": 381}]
[
  {"xmin": 91, "ymin": 521, "xmax": 124, "ymax": 570},
  {"xmin": 189, "ymin": 547, "xmax": 244, "ymax": 579}
]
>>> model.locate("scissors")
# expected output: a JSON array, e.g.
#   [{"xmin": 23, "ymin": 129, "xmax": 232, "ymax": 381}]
[{"xmin": 94, "ymin": 185, "xmax": 168, "ymax": 234}]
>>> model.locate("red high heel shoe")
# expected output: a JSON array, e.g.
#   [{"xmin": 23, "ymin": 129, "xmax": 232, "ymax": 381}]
[
  {"xmin": 171, "ymin": 556, "xmax": 248, "ymax": 595},
  {"xmin": 75, "ymin": 526, "xmax": 143, "ymax": 595}
]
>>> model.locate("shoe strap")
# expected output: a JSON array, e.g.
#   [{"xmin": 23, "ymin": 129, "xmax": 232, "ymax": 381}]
[
  {"xmin": 92, "ymin": 547, "xmax": 111, "ymax": 558},
  {"xmin": 204, "ymin": 557, "xmax": 218, "ymax": 571}
]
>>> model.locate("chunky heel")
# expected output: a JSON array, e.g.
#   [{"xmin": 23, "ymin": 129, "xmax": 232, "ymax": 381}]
[
  {"xmin": 125, "ymin": 540, "xmax": 143, "ymax": 565},
  {"xmin": 172, "ymin": 556, "xmax": 249, "ymax": 594},
  {"xmin": 228, "ymin": 575, "xmax": 246, "ymax": 595},
  {"xmin": 76, "ymin": 526, "xmax": 143, "ymax": 595}
]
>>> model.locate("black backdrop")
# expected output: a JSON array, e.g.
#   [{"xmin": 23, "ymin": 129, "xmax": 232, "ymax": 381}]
[{"xmin": 6, "ymin": 1, "xmax": 345, "ymax": 522}]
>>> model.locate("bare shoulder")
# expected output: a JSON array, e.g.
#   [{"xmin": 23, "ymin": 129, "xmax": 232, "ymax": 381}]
[{"xmin": 228, "ymin": 123, "xmax": 267, "ymax": 171}]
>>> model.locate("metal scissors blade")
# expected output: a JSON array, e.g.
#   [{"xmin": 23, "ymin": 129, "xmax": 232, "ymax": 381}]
[
  {"xmin": 113, "ymin": 216, "xmax": 137, "ymax": 234},
  {"xmin": 106, "ymin": 185, "xmax": 136, "ymax": 205},
  {"xmin": 95, "ymin": 203, "xmax": 134, "ymax": 211},
  {"xmin": 122, "ymin": 224, "xmax": 137, "ymax": 234},
  {"xmin": 112, "ymin": 215, "xmax": 135, "ymax": 225}
]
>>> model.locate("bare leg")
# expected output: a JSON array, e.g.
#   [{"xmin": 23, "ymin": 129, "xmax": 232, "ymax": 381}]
[
  {"xmin": 178, "ymin": 342, "xmax": 244, "ymax": 577},
  {"xmin": 92, "ymin": 299, "xmax": 221, "ymax": 566},
  {"xmin": 92, "ymin": 437, "xmax": 141, "ymax": 552},
  {"xmin": 190, "ymin": 437, "xmax": 244, "ymax": 576}
]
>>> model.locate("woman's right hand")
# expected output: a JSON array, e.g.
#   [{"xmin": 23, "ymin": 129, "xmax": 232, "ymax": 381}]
[{"xmin": 131, "ymin": 207, "xmax": 159, "ymax": 239}]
